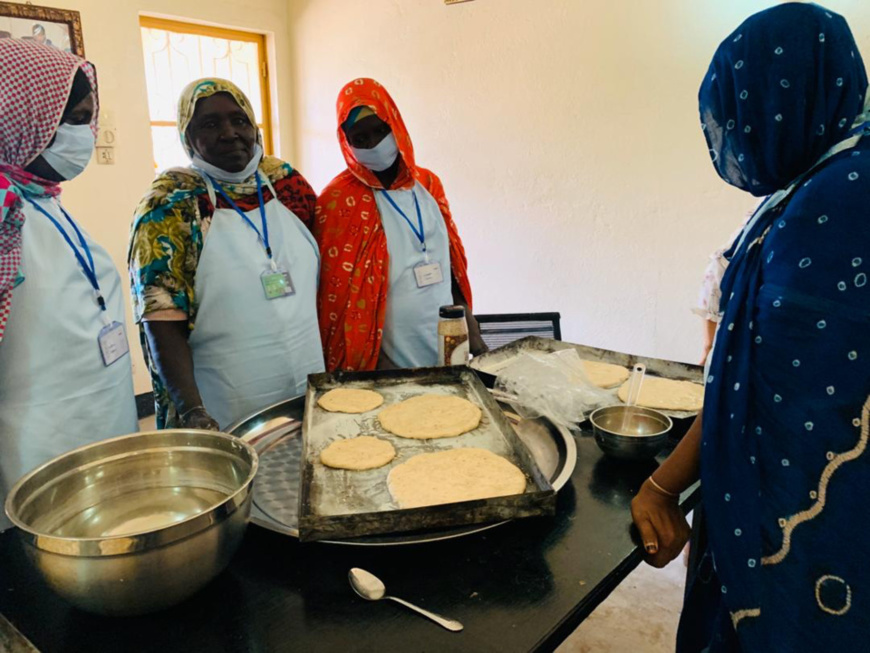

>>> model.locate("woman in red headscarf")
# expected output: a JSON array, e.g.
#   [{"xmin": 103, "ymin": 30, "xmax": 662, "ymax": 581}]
[{"xmin": 314, "ymin": 78, "xmax": 484, "ymax": 372}]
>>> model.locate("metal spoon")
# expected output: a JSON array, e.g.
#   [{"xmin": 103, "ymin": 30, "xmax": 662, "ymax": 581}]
[{"xmin": 348, "ymin": 568, "xmax": 464, "ymax": 632}]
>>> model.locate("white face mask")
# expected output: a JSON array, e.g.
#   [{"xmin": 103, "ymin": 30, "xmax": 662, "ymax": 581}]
[
  {"xmin": 351, "ymin": 133, "xmax": 399, "ymax": 172},
  {"xmin": 191, "ymin": 143, "xmax": 263, "ymax": 183},
  {"xmin": 40, "ymin": 123, "xmax": 95, "ymax": 180}
]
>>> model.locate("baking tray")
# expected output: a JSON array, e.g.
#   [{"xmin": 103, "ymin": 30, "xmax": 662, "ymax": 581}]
[
  {"xmin": 470, "ymin": 336, "xmax": 704, "ymax": 420},
  {"xmin": 297, "ymin": 366, "xmax": 556, "ymax": 542},
  {"xmin": 227, "ymin": 391, "xmax": 576, "ymax": 546}
]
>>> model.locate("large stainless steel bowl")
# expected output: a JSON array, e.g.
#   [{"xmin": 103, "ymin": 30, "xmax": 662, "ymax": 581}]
[
  {"xmin": 4, "ymin": 429, "xmax": 258, "ymax": 616},
  {"xmin": 590, "ymin": 405, "xmax": 672, "ymax": 461}
]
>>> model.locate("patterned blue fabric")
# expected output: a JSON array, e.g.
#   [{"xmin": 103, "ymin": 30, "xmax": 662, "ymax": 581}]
[{"xmin": 695, "ymin": 3, "xmax": 870, "ymax": 651}]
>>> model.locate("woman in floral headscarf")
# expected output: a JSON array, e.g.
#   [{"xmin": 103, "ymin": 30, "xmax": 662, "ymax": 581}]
[
  {"xmin": 129, "ymin": 78, "xmax": 323, "ymax": 430},
  {"xmin": 631, "ymin": 4, "xmax": 870, "ymax": 651},
  {"xmin": 314, "ymin": 78, "xmax": 485, "ymax": 372},
  {"xmin": 0, "ymin": 39, "xmax": 137, "ymax": 530}
]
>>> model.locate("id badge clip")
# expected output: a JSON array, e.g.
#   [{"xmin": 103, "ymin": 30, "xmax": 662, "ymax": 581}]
[
  {"xmin": 98, "ymin": 321, "xmax": 130, "ymax": 367},
  {"xmin": 261, "ymin": 260, "xmax": 295, "ymax": 299}
]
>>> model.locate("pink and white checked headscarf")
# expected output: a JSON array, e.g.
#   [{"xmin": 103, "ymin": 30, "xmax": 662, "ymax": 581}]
[{"xmin": 0, "ymin": 39, "xmax": 98, "ymax": 343}]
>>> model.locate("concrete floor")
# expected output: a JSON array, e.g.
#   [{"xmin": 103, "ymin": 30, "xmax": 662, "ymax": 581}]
[{"xmin": 556, "ymin": 555, "xmax": 686, "ymax": 653}]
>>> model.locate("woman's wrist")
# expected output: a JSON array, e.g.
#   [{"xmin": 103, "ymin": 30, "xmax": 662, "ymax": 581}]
[
  {"xmin": 646, "ymin": 476, "xmax": 680, "ymax": 499},
  {"xmin": 179, "ymin": 404, "xmax": 207, "ymax": 421}
]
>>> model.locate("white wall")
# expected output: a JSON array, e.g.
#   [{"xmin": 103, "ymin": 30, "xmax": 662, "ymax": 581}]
[
  {"xmin": 5, "ymin": 0, "xmax": 294, "ymax": 393},
  {"xmin": 288, "ymin": 0, "xmax": 870, "ymax": 364}
]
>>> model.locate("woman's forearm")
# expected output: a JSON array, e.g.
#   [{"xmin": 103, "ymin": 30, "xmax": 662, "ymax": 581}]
[
  {"xmin": 143, "ymin": 320, "xmax": 204, "ymax": 415},
  {"xmin": 650, "ymin": 410, "xmax": 703, "ymax": 494},
  {"xmin": 451, "ymin": 276, "xmax": 487, "ymax": 356},
  {"xmin": 701, "ymin": 319, "xmax": 718, "ymax": 364}
]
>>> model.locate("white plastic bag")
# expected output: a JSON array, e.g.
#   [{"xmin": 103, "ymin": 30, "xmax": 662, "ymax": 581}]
[{"xmin": 494, "ymin": 349, "xmax": 612, "ymax": 429}]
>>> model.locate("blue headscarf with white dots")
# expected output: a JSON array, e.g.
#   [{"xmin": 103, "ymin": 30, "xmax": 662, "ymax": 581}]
[
  {"xmin": 700, "ymin": 2, "xmax": 867, "ymax": 196},
  {"xmin": 693, "ymin": 3, "xmax": 870, "ymax": 650}
]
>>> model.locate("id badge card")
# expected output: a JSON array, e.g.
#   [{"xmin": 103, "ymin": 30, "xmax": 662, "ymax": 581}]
[
  {"xmin": 98, "ymin": 321, "xmax": 130, "ymax": 367},
  {"xmin": 261, "ymin": 266, "xmax": 295, "ymax": 299},
  {"xmin": 414, "ymin": 261, "xmax": 444, "ymax": 288}
]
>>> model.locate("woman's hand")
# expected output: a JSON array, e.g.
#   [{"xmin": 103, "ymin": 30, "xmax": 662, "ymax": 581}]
[
  {"xmin": 631, "ymin": 478, "xmax": 691, "ymax": 568},
  {"xmin": 469, "ymin": 328, "xmax": 489, "ymax": 357},
  {"xmin": 180, "ymin": 406, "xmax": 221, "ymax": 431},
  {"xmin": 376, "ymin": 349, "xmax": 398, "ymax": 370}
]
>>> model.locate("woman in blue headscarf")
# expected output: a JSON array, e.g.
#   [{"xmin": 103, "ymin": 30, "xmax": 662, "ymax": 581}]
[{"xmin": 631, "ymin": 4, "xmax": 870, "ymax": 651}]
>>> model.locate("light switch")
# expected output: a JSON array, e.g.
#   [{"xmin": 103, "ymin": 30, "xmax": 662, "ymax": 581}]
[{"xmin": 96, "ymin": 147, "xmax": 115, "ymax": 165}]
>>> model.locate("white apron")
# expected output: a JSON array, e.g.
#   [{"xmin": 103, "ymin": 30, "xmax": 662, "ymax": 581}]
[
  {"xmin": 0, "ymin": 196, "xmax": 138, "ymax": 530},
  {"xmin": 188, "ymin": 177, "xmax": 324, "ymax": 429},
  {"xmin": 377, "ymin": 182, "xmax": 453, "ymax": 368}
]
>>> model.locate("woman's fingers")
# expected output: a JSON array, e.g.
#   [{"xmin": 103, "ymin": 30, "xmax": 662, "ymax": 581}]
[
  {"xmin": 653, "ymin": 514, "xmax": 692, "ymax": 567},
  {"xmin": 635, "ymin": 516, "xmax": 660, "ymax": 556}
]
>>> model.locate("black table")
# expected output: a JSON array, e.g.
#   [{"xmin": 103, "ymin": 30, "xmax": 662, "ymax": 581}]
[{"xmin": 0, "ymin": 433, "xmax": 698, "ymax": 653}]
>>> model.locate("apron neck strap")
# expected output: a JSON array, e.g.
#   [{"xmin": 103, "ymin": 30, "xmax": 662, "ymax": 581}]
[
  {"xmin": 198, "ymin": 169, "xmax": 277, "ymax": 210},
  {"xmin": 261, "ymin": 174, "xmax": 278, "ymax": 201},
  {"xmin": 200, "ymin": 172, "xmax": 218, "ymax": 208}
]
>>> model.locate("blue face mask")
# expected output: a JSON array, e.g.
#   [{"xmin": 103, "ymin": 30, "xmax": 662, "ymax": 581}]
[
  {"xmin": 351, "ymin": 133, "xmax": 399, "ymax": 172},
  {"xmin": 41, "ymin": 123, "xmax": 95, "ymax": 180}
]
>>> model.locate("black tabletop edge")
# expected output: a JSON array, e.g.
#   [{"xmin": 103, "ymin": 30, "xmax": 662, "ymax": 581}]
[{"xmin": 532, "ymin": 483, "xmax": 702, "ymax": 652}]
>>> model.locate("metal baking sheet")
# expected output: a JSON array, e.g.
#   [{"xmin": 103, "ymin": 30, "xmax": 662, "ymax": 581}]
[
  {"xmin": 227, "ymin": 393, "xmax": 576, "ymax": 546},
  {"xmin": 470, "ymin": 336, "xmax": 704, "ymax": 420},
  {"xmin": 298, "ymin": 367, "xmax": 556, "ymax": 542}
]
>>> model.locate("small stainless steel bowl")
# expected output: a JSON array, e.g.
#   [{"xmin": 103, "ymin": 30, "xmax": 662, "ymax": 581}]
[
  {"xmin": 589, "ymin": 405, "xmax": 673, "ymax": 461},
  {"xmin": 4, "ymin": 429, "xmax": 258, "ymax": 616}
]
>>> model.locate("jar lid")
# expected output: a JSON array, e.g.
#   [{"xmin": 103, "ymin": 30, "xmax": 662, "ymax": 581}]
[{"xmin": 439, "ymin": 305, "xmax": 466, "ymax": 319}]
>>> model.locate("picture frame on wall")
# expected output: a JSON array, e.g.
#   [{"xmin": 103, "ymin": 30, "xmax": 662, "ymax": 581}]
[{"xmin": 0, "ymin": 2, "xmax": 85, "ymax": 56}]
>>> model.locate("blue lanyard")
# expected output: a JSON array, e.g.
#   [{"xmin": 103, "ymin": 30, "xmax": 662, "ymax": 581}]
[
  {"xmin": 25, "ymin": 196, "xmax": 106, "ymax": 312},
  {"xmin": 209, "ymin": 173, "xmax": 272, "ymax": 259},
  {"xmin": 381, "ymin": 189, "xmax": 426, "ymax": 253}
]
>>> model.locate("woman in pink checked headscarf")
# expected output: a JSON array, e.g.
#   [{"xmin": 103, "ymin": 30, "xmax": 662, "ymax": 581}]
[{"xmin": 0, "ymin": 39, "xmax": 137, "ymax": 531}]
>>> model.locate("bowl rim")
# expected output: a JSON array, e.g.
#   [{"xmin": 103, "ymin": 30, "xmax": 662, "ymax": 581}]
[
  {"xmin": 4, "ymin": 429, "xmax": 259, "ymax": 557},
  {"xmin": 589, "ymin": 405, "xmax": 673, "ymax": 438}
]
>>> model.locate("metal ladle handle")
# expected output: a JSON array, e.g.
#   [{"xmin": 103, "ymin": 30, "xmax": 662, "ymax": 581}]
[
  {"xmin": 621, "ymin": 364, "xmax": 646, "ymax": 433},
  {"xmin": 624, "ymin": 364, "xmax": 647, "ymax": 407},
  {"xmin": 386, "ymin": 595, "xmax": 464, "ymax": 632}
]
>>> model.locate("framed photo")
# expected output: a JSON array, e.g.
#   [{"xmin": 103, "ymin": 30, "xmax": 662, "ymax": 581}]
[{"xmin": 0, "ymin": 2, "xmax": 85, "ymax": 57}]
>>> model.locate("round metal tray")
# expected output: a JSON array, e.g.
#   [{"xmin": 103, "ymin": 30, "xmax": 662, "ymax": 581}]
[{"xmin": 227, "ymin": 395, "xmax": 577, "ymax": 546}]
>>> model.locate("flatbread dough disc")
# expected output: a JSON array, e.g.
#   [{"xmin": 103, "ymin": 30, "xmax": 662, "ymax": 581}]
[
  {"xmin": 581, "ymin": 360, "xmax": 630, "ymax": 388},
  {"xmin": 617, "ymin": 376, "xmax": 704, "ymax": 411},
  {"xmin": 319, "ymin": 436, "xmax": 396, "ymax": 470},
  {"xmin": 378, "ymin": 395, "xmax": 482, "ymax": 439},
  {"xmin": 318, "ymin": 388, "xmax": 384, "ymax": 413},
  {"xmin": 387, "ymin": 448, "xmax": 527, "ymax": 509}
]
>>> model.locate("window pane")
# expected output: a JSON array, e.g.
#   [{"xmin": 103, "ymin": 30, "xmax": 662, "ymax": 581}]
[
  {"xmin": 141, "ymin": 24, "xmax": 267, "ymax": 171},
  {"xmin": 150, "ymin": 125, "xmax": 188, "ymax": 172}
]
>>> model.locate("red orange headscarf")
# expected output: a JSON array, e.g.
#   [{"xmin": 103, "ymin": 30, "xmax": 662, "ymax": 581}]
[{"xmin": 314, "ymin": 78, "xmax": 473, "ymax": 371}]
